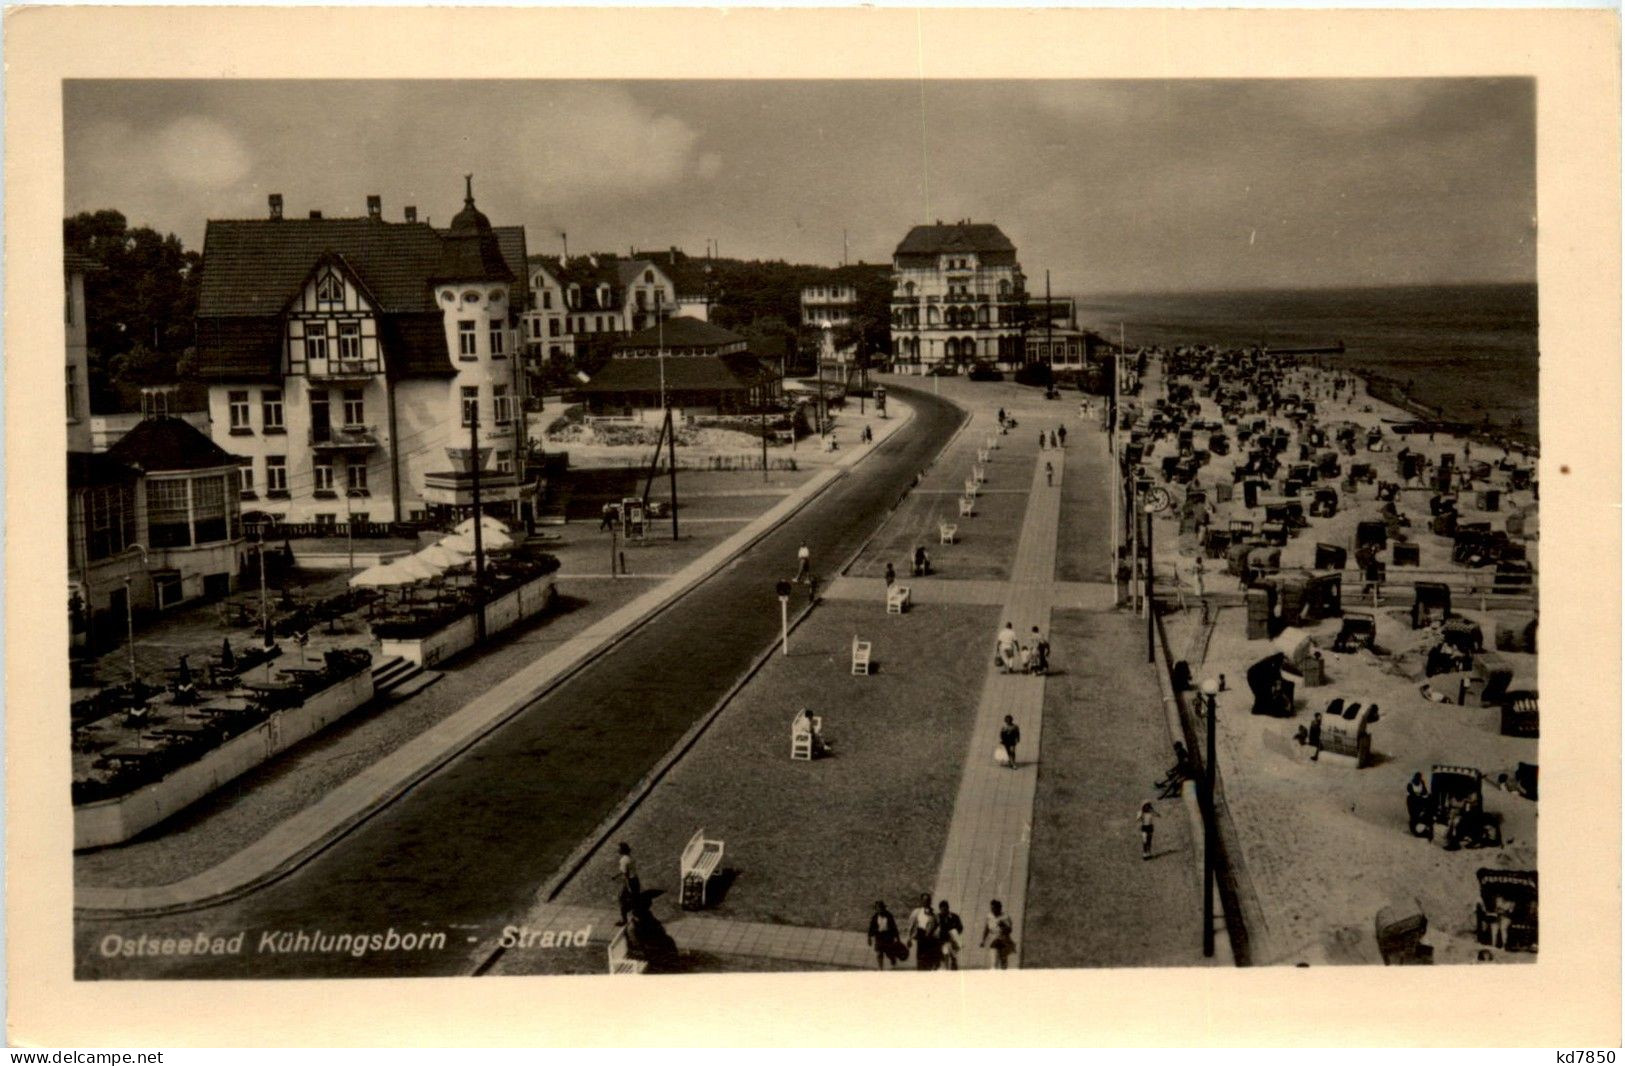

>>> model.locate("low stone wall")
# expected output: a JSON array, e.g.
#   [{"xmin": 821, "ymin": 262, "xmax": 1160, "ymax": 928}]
[
  {"xmin": 74, "ymin": 669, "xmax": 375, "ymax": 850},
  {"xmin": 380, "ymin": 577, "xmax": 558, "ymax": 669}
]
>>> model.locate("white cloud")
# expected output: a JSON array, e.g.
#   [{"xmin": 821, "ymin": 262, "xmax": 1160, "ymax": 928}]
[
  {"xmin": 517, "ymin": 86, "xmax": 720, "ymax": 202},
  {"xmin": 155, "ymin": 117, "xmax": 253, "ymax": 188}
]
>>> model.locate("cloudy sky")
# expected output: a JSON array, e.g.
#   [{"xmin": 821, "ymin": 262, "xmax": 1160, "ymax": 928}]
[{"xmin": 64, "ymin": 79, "xmax": 1534, "ymax": 295}]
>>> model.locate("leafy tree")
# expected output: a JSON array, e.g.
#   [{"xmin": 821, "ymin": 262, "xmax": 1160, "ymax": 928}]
[{"xmin": 65, "ymin": 210, "xmax": 202, "ymax": 411}]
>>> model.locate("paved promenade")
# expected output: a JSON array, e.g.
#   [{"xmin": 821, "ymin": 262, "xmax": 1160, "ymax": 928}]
[{"xmin": 929, "ymin": 415, "xmax": 1063, "ymax": 967}]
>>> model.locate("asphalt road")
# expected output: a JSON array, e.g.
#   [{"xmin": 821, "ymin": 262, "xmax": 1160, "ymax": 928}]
[{"xmin": 75, "ymin": 385, "xmax": 966, "ymax": 979}]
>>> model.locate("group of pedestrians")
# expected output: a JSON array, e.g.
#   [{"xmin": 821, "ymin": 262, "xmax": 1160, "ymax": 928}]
[
  {"xmin": 868, "ymin": 896, "xmax": 1016, "ymax": 970},
  {"xmin": 994, "ymin": 620, "xmax": 1050, "ymax": 675},
  {"xmin": 1036, "ymin": 425, "xmax": 1066, "ymax": 450}
]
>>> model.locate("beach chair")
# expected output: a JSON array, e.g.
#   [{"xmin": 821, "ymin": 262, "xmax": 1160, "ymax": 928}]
[
  {"xmin": 939, "ymin": 522, "xmax": 958, "ymax": 544},
  {"xmin": 965, "ymin": 476, "xmax": 978, "ymax": 497},
  {"xmin": 791, "ymin": 714, "xmax": 823, "ymax": 761},
  {"xmin": 973, "ymin": 464, "xmax": 986, "ymax": 484},
  {"xmin": 851, "ymin": 637, "xmax": 872, "ymax": 675},
  {"xmin": 959, "ymin": 496, "xmax": 975, "ymax": 517},
  {"xmin": 978, "ymin": 447, "xmax": 990, "ymax": 463}
]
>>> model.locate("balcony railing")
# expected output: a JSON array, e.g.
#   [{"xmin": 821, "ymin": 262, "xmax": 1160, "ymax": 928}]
[
  {"xmin": 309, "ymin": 424, "xmax": 380, "ymax": 449},
  {"xmin": 308, "ymin": 359, "xmax": 381, "ymax": 380}
]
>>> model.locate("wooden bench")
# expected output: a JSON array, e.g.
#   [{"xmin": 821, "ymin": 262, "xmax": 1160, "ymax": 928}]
[
  {"xmin": 851, "ymin": 636, "xmax": 872, "ymax": 675},
  {"xmin": 791, "ymin": 713, "xmax": 823, "ymax": 761},
  {"xmin": 680, "ymin": 827, "xmax": 725, "ymax": 908},
  {"xmin": 959, "ymin": 496, "xmax": 975, "ymax": 517},
  {"xmin": 939, "ymin": 522, "xmax": 958, "ymax": 545},
  {"xmin": 887, "ymin": 585, "xmax": 911, "ymax": 614},
  {"xmin": 606, "ymin": 924, "xmax": 647, "ymax": 974}
]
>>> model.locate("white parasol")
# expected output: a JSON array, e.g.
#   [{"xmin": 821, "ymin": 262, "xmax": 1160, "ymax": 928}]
[
  {"xmin": 441, "ymin": 527, "xmax": 512, "ymax": 554},
  {"xmin": 455, "ymin": 515, "xmax": 510, "ymax": 537}
]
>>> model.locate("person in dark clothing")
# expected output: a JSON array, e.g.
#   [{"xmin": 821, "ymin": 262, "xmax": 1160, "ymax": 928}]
[
  {"xmin": 1038, "ymin": 430, "xmax": 1046, "ymax": 450},
  {"xmin": 1308, "ymin": 712, "xmax": 1323, "ymax": 761},
  {"xmin": 936, "ymin": 900, "xmax": 965, "ymax": 971},
  {"xmin": 613, "ymin": 842, "xmax": 641, "ymax": 925},
  {"xmin": 884, "ymin": 563, "xmax": 896, "ymax": 589},
  {"xmin": 999, "ymin": 715, "xmax": 1021, "ymax": 769},
  {"xmin": 867, "ymin": 900, "xmax": 901, "ymax": 969},
  {"xmin": 1058, "ymin": 425, "xmax": 1067, "ymax": 447},
  {"xmin": 907, "ymin": 894, "xmax": 940, "ymax": 971},
  {"xmin": 600, "ymin": 503, "xmax": 619, "ymax": 532},
  {"xmin": 1156, "ymin": 742, "xmax": 1193, "ymax": 798}
]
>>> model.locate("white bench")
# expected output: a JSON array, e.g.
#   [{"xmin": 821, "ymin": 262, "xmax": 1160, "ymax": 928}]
[
  {"xmin": 977, "ymin": 447, "xmax": 990, "ymax": 463},
  {"xmin": 791, "ymin": 713, "xmax": 823, "ymax": 760},
  {"xmin": 851, "ymin": 636, "xmax": 872, "ymax": 675},
  {"xmin": 939, "ymin": 522, "xmax": 958, "ymax": 544},
  {"xmin": 959, "ymin": 496, "xmax": 975, "ymax": 517},
  {"xmin": 606, "ymin": 925, "xmax": 647, "ymax": 974},
  {"xmin": 680, "ymin": 828, "xmax": 725, "ymax": 909},
  {"xmin": 974, "ymin": 464, "xmax": 986, "ymax": 484},
  {"xmin": 964, "ymin": 477, "xmax": 978, "ymax": 497},
  {"xmin": 887, "ymin": 585, "xmax": 911, "ymax": 614}
]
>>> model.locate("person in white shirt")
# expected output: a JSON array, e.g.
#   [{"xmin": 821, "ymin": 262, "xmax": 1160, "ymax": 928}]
[
  {"xmin": 995, "ymin": 622, "xmax": 1018, "ymax": 671},
  {"xmin": 906, "ymin": 894, "xmax": 940, "ymax": 970},
  {"xmin": 614, "ymin": 842, "xmax": 641, "ymax": 923},
  {"xmin": 796, "ymin": 542, "xmax": 811, "ymax": 583}
]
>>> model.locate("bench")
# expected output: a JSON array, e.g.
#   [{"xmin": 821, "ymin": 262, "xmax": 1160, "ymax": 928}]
[
  {"xmin": 977, "ymin": 447, "xmax": 990, "ymax": 463},
  {"xmin": 606, "ymin": 924, "xmax": 647, "ymax": 974},
  {"xmin": 851, "ymin": 636, "xmax": 872, "ymax": 675},
  {"xmin": 680, "ymin": 827, "xmax": 725, "ymax": 908},
  {"xmin": 939, "ymin": 522, "xmax": 958, "ymax": 544},
  {"xmin": 973, "ymin": 464, "xmax": 986, "ymax": 484},
  {"xmin": 791, "ymin": 713, "xmax": 823, "ymax": 761},
  {"xmin": 887, "ymin": 585, "xmax": 911, "ymax": 614},
  {"xmin": 964, "ymin": 477, "xmax": 978, "ymax": 497},
  {"xmin": 959, "ymin": 496, "xmax": 975, "ymax": 517}
]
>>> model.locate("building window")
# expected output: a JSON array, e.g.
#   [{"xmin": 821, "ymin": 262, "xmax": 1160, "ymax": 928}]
[
  {"xmin": 495, "ymin": 449, "xmax": 513, "ymax": 473},
  {"xmin": 528, "ymin": 318, "xmax": 540, "ymax": 339},
  {"xmin": 317, "ymin": 273, "xmax": 344, "ymax": 305},
  {"xmin": 595, "ymin": 316, "xmax": 604, "ymax": 333},
  {"xmin": 313, "ymin": 458, "xmax": 335, "ymax": 496},
  {"xmin": 262, "ymin": 389, "xmax": 284, "ymax": 432},
  {"xmin": 148, "ymin": 479, "xmax": 192, "ymax": 548},
  {"xmin": 338, "ymin": 321, "xmax": 362, "ymax": 361},
  {"xmin": 314, "ymin": 513, "xmax": 337, "ymax": 528},
  {"xmin": 342, "ymin": 388, "xmax": 365, "ymax": 427},
  {"xmin": 494, "ymin": 384, "xmax": 513, "ymax": 426},
  {"xmin": 543, "ymin": 290, "xmax": 553, "ymax": 310},
  {"xmin": 458, "ymin": 320, "xmax": 477, "ymax": 358},
  {"xmin": 549, "ymin": 319, "xmax": 561, "ymax": 338},
  {"xmin": 351, "ymin": 512, "xmax": 370, "ymax": 526},
  {"xmin": 347, "ymin": 460, "xmax": 368, "ymax": 495},
  {"xmin": 192, "ymin": 474, "xmax": 230, "ymax": 543},
  {"xmin": 461, "ymin": 386, "xmax": 479, "ymax": 427},
  {"xmin": 266, "ymin": 456, "xmax": 288, "ymax": 497},
  {"xmin": 85, "ymin": 483, "xmax": 135, "ymax": 561},
  {"xmin": 240, "ymin": 463, "xmax": 256, "ymax": 498},
  {"xmin": 306, "ymin": 321, "xmax": 329, "ymax": 361},
  {"xmin": 228, "ymin": 390, "xmax": 251, "ymax": 432},
  {"xmin": 66, "ymin": 366, "xmax": 79, "ymax": 420},
  {"xmin": 310, "ymin": 391, "xmax": 331, "ymax": 443},
  {"xmin": 490, "ymin": 323, "xmax": 505, "ymax": 357}
]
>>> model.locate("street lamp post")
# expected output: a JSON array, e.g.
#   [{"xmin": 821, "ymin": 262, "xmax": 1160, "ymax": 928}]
[
  {"xmin": 1199, "ymin": 676, "xmax": 1220, "ymax": 958},
  {"xmin": 120, "ymin": 543, "xmax": 149, "ymax": 687}
]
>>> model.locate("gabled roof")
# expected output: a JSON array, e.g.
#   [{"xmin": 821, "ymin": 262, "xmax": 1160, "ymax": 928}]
[
  {"xmin": 614, "ymin": 316, "xmax": 745, "ymax": 352},
  {"xmin": 106, "ymin": 417, "xmax": 243, "ymax": 472},
  {"xmin": 577, "ymin": 353, "xmax": 774, "ymax": 395},
  {"xmin": 631, "ymin": 249, "xmax": 713, "ymax": 296},
  {"xmin": 894, "ymin": 223, "xmax": 1016, "ymax": 256}
]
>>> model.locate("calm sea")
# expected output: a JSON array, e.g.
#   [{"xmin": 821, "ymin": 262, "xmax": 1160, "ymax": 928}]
[{"xmin": 1073, "ymin": 284, "xmax": 1539, "ymax": 439}]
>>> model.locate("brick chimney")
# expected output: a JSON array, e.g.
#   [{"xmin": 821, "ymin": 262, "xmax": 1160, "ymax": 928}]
[
  {"xmin": 268, "ymin": 194, "xmax": 283, "ymax": 220},
  {"xmin": 404, "ymin": 205, "xmax": 418, "ymax": 223},
  {"xmin": 367, "ymin": 195, "xmax": 382, "ymax": 220}
]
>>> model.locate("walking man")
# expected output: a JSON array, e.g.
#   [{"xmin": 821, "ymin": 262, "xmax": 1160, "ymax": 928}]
[
  {"xmin": 907, "ymin": 893, "xmax": 940, "ymax": 971},
  {"xmin": 1138, "ymin": 802, "xmax": 1159, "ymax": 860},
  {"xmin": 867, "ymin": 900, "xmax": 901, "ymax": 969},
  {"xmin": 1045, "ymin": 461, "xmax": 1054, "ymax": 487},
  {"xmin": 935, "ymin": 899, "xmax": 964, "ymax": 971},
  {"xmin": 884, "ymin": 562, "xmax": 896, "ymax": 589},
  {"xmin": 999, "ymin": 714, "xmax": 1021, "ymax": 769},
  {"xmin": 1038, "ymin": 430, "xmax": 1046, "ymax": 450},
  {"xmin": 1309, "ymin": 711, "xmax": 1323, "ymax": 761},
  {"xmin": 613, "ymin": 842, "xmax": 641, "ymax": 924},
  {"xmin": 1029, "ymin": 626, "xmax": 1050, "ymax": 674},
  {"xmin": 1058, "ymin": 424, "xmax": 1067, "ymax": 447},
  {"xmin": 981, "ymin": 899, "xmax": 1016, "ymax": 970},
  {"xmin": 1049, "ymin": 430, "xmax": 1059, "ymax": 449},
  {"xmin": 795, "ymin": 541, "xmax": 811, "ymax": 583}
]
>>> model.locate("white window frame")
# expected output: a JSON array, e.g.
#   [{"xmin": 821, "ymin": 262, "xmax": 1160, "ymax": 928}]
[
  {"xmin": 306, "ymin": 321, "xmax": 329, "ymax": 361},
  {"xmin": 458, "ymin": 320, "xmax": 478, "ymax": 358},
  {"xmin": 262, "ymin": 389, "xmax": 284, "ymax": 430},
  {"xmin": 461, "ymin": 386, "xmax": 479, "ymax": 427},
  {"xmin": 338, "ymin": 321, "xmax": 362, "ymax": 361},
  {"xmin": 266, "ymin": 456, "xmax": 288, "ymax": 494},
  {"xmin": 342, "ymin": 388, "xmax": 365, "ymax": 427},
  {"xmin": 493, "ymin": 384, "xmax": 512, "ymax": 427},
  {"xmin": 228, "ymin": 390, "xmax": 251, "ymax": 430},
  {"xmin": 346, "ymin": 460, "xmax": 368, "ymax": 494},
  {"xmin": 490, "ymin": 323, "xmax": 505, "ymax": 357},
  {"xmin": 313, "ymin": 458, "xmax": 335, "ymax": 493},
  {"xmin": 240, "ymin": 462, "xmax": 255, "ymax": 497}
]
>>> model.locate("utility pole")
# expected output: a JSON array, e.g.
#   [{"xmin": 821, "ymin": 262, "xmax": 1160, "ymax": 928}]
[
  {"xmin": 257, "ymin": 533, "xmax": 272, "ymax": 650},
  {"xmin": 1200, "ymin": 678, "xmax": 1220, "ymax": 958},
  {"xmin": 470, "ymin": 412, "xmax": 487, "ymax": 641},
  {"xmin": 666, "ymin": 407, "xmax": 680, "ymax": 541},
  {"xmin": 1146, "ymin": 500, "xmax": 1156, "ymax": 662},
  {"xmin": 124, "ymin": 576, "xmax": 137, "ymax": 685}
]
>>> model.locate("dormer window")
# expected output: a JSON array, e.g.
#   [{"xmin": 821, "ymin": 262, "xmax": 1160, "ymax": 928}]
[
  {"xmin": 644, "ymin": 270, "xmax": 654, "ymax": 284},
  {"xmin": 598, "ymin": 284, "xmax": 611, "ymax": 307},
  {"xmin": 568, "ymin": 284, "xmax": 580, "ymax": 309},
  {"xmin": 316, "ymin": 272, "xmax": 344, "ymax": 305}
]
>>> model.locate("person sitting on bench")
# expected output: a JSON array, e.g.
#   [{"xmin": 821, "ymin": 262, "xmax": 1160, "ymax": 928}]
[{"xmin": 794, "ymin": 708, "xmax": 830, "ymax": 757}]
